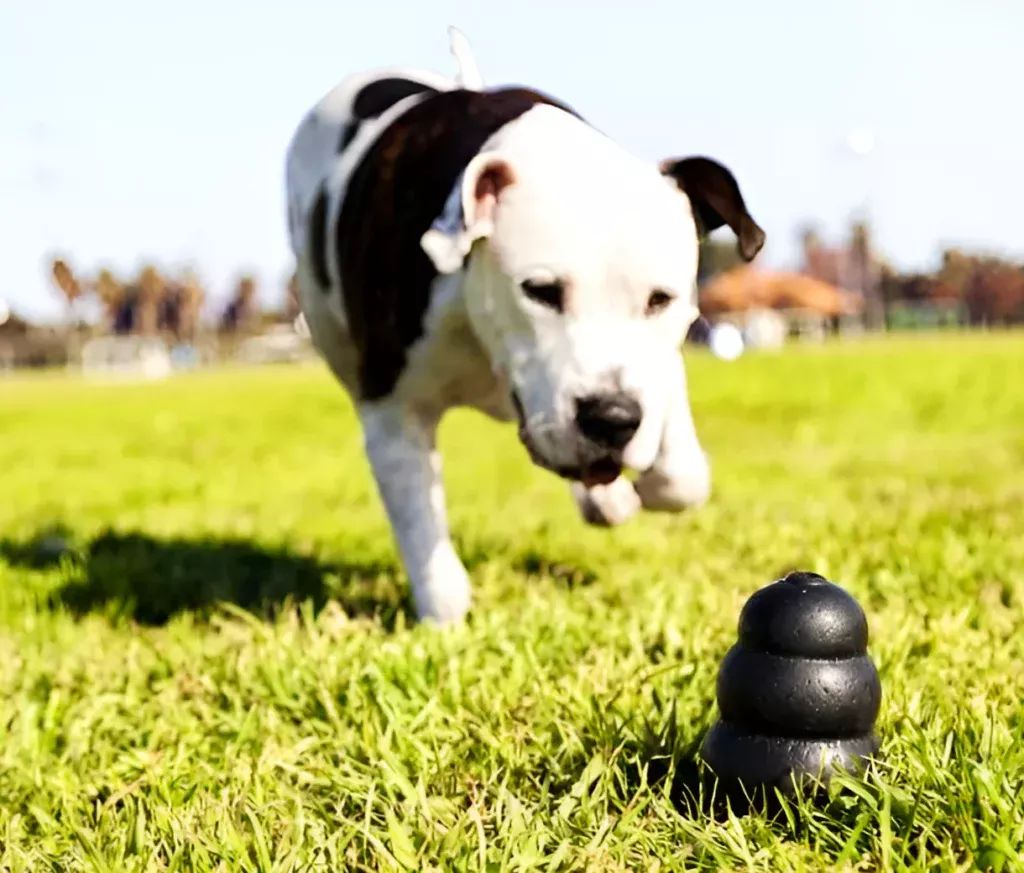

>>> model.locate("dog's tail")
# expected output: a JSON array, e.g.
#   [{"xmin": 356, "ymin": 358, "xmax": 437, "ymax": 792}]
[{"xmin": 448, "ymin": 26, "xmax": 484, "ymax": 90}]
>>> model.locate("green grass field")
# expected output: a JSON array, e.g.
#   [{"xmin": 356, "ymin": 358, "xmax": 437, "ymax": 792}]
[{"xmin": 2, "ymin": 334, "xmax": 1023, "ymax": 871}]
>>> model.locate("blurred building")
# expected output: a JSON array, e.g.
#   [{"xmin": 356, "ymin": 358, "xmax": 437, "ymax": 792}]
[
  {"xmin": 701, "ymin": 266, "xmax": 859, "ymax": 318},
  {"xmin": 699, "ymin": 262, "xmax": 862, "ymax": 342}
]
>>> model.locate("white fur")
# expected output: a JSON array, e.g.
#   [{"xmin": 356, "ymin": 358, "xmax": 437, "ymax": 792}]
[
  {"xmin": 285, "ymin": 31, "xmax": 715, "ymax": 624},
  {"xmin": 429, "ymin": 106, "xmax": 704, "ymax": 479}
]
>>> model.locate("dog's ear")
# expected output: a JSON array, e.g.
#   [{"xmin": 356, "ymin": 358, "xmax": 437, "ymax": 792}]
[
  {"xmin": 660, "ymin": 156, "xmax": 765, "ymax": 262},
  {"xmin": 421, "ymin": 153, "xmax": 516, "ymax": 274}
]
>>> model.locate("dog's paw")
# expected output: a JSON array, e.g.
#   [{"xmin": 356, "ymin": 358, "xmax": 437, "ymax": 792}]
[
  {"xmin": 572, "ymin": 477, "xmax": 642, "ymax": 527},
  {"xmin": 411, "ymin": 547, "xmax": 472, "ymax": 625},
  {"xmin": 635, "ymin": 453, "xmax": 711, "ymax": 512}
]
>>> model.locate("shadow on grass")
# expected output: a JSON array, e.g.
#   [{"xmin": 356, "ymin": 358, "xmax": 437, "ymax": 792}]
[
  {"xmin": 620, "ymin": 707, "xmax": 882, "ymax": 831},
  {"xmin": 1, "ymin": 529, "xmax": 409, "ymax": 627},
  {"xmin": 0, "ymin": 525, "xmax": 75, "ymax": 571},
  {"xmin": 552, "ymin": 691, "xmax": 805, "ymax": 825},
  {"xmin": 617, "ymin": 702, "xmax": 792, "ymax": 823},
  {"xmin": 1, "ymin": 529, "xmax": 604, "ymax": 628},
  {"xmin": 509, "ymin": 550, "xmax": 600, "ymax": 589}
]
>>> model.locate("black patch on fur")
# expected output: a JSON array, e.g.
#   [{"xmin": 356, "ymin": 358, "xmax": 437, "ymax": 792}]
[
  {"xmin": 353, "ymin": 77, "xmax": 440, "ymax": 120},
  {"xmin": 338, "ymin": 123, "xmax": 358, "ymax": 153},
  {"xmin": 338, "ymin": 78, "xmax": 441, "ymax": 154},
  {"xmin": 307, "ymin": 185, "xmax": 332, "ymax": 291},
  {"xmin": 335, "ymin": 86, "xmax": 581, "ymax": 400}
]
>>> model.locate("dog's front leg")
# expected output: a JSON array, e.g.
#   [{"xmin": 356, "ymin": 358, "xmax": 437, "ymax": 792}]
[
  {"xmin": 635, "ymin": 354, "xmax": 711, "ymax": 512},
  {"xmin": 360, "ymin": 401, "xmax": 471, "ymax": 624}
]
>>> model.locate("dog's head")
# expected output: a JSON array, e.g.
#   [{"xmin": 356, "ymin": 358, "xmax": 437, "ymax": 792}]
[{"xmin": 421, "ymin": 107, "xmax": 764, "ymax": 485}]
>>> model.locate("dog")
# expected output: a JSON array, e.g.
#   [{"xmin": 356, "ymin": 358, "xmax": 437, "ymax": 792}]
[{"xmin": 284, "ymin": 28, "xmax": 765, "ymax": 624}]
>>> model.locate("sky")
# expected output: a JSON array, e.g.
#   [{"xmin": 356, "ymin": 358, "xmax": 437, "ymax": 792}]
[{"xmin": 2, "ymin": 0, "xmax": 1021, "ymax": 321}]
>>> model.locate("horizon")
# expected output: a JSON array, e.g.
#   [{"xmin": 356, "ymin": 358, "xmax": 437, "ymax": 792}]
[{"xmin": 3, "ymin": 0, "xmax": 1021, "ymax": 321}]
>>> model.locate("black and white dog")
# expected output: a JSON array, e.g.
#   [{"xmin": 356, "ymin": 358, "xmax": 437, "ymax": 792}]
[{"xmin": 284, "ymin": 28, "xmax": 764, "ymax": 623}]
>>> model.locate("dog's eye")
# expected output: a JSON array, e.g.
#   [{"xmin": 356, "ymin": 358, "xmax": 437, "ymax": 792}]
[
  {"xmin": 646, "ymin": 289, "xmax": 674, "ymax": 316},
  {"xmin": 521, "ymin": 278, "xmax": 566, "ymax": 312}
]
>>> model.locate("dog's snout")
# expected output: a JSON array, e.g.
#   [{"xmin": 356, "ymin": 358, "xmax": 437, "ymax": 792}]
[{"xmin": 575, "ymin": 392, "xmax": 642, "ymax": 451}]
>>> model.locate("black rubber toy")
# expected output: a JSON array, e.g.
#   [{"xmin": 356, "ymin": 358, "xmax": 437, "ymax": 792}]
[{"xmin": 701, "ymin": 571, "xmax": 882, "ymax": 794}]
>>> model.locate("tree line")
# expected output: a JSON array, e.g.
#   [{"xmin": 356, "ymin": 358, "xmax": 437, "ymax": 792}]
[
  {"xmin": 698, "ymin": 222, "xmax": 1024, "ymax": 326},
  {"xmin": 45, "ymin": 229, "xmax": 1024, "ymax": 341},
  {"xmin": 48, "ymin": 258, "xmax": 301, "ymax": 340}
]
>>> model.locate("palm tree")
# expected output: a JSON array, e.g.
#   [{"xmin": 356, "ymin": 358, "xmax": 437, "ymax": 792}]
[
  {"xmin": 178, "ymin": 268, "xmax": 206, "ymax": 341},
  {"xmin": 136, "ymin": 264, "xmax": 165, "ymax": 336},
  {"xmin": 92, "ymin": 268, "xmax": 124, "ymax": 332},
  {"xmin": 49, "ymin": 256, "xmax": 83, "ymax": 323}
]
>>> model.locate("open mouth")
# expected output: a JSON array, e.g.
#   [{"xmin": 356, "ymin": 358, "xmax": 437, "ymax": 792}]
[
  {"xmin": 553, "ymin": 456, "xmax": 624, "ymax": 488},
  {"xmin": 578, "ymin": 457, "xmax": 623, "ymax": 488},
  {"xmin": 510, "ymin": 391, "xmax": 624, "ymax": 487}
]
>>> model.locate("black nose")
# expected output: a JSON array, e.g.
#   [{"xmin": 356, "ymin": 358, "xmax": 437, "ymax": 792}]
[{"xmin": 575, "ymin": 392, "xmax": 643, "ymax": 451}]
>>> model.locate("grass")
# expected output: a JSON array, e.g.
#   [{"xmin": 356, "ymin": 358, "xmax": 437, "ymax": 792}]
[{"xmin": 1, "ymin": 333, "xmax": 1023, "ymax": 871}]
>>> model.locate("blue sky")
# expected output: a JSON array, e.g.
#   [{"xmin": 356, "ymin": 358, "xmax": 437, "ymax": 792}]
[{"xmin": 2, "ymin": 0, "xmax": 1021, "ymax": 320}]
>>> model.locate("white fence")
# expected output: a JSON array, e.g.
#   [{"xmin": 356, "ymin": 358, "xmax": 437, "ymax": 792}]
[{"xmin": 55, "ymin": 324, "xmax": 318, "ymax": 379}]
